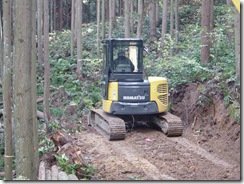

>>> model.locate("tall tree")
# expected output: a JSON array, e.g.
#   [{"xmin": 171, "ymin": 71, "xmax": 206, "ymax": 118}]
[
  {"xmin": 31, "ymin": 0, "xmax": 39, "ymax": 178},
  {"xmin": 76, "ymin": 0, "xmax": 83, "ymax": 77},
  {"xmin": 124, "ymin": 0, "xmax": 130, "ymax": 38},
  {"xmin": 155, "ymin": 0, "xmax": 159, "ymax": 26},
  {"xmin": 54, "ymin": 0, "xmax": 57, "ymax": 30},
  {"xmin": 59, "ymin": 0, "xmax": 63, "ymax": 31},
  {"xmin": 101, "ymin": 0, "xmax": 105, "ymax": 40},
  {"xmin": 109, "ymin": 0, "xmax": 112, "ymax": 38},
  {"xmin": 201, "ymin": 0, "xmax": 211, "ymax": 64},
  {"xmin": 0, "ymin": 7, "xmax": 3, "ymax": 80},
  {"xmin": 130, "ymin": 0, "xmax": 134, "ymax": 34},
  {"xmin": 71, "ymin": 0, "xmax": 75, "ymax": 57},
  {"xmin": 170, "ymin": 0, "xmax": 174, "ymax": 58},
  {"xmin": 136, "ymin": 0, "xmax": 143, "ymax": 38},
  {"xmin": 44, "ymin": 0, "xmax": 51, "ymax": 124},
  {"xmin": 234, "ymin": 7, "xmax": 240, "ymax": 80},
  {"xmin": 149, "ymin": 0, "xmax": 156, "ymax": 38},
  {"xmin": 37, "ymin": 0, "xmax": 43, "ymax": 74},
  {"xmin": 97, "ymin": 0, "xmax": 101, "ymax": 56},
  {"xmin": 3, "ymin": 0, "xmax": 13, "ymax": 180},
  {"xmin": 161, "ymin": 0, "xmax": 168, "ymax": 50},
  {"xmin": 13, "ymin": 0, "xmax": 37, "ymax": 179},
  {"xmin": 175, "ymin": 0, "xmax": 179, "ymax": 54}
]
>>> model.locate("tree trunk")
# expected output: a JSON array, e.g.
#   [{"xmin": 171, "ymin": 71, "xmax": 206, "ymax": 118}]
[
  {"xmin": 3, "ymin": 0, "xmax": 13, "ymax": 180},
  {"xmin": 175, "ymin": 0, "xmax": 179, "ymax": 54},
  {"xmin": 111, "ymin": 0, "xmax": 116, "ymax": 28},
  {"xmin": 155, "ymin": 0, "xmax": 159, "ymax": 26},
  {"xmin": 234, "ymin": 8, "xmax": 240, "ymax": 80},
  {"xmin": 108, "ymin": 0, "xmax": 112, "ymax": 38},
  {"xmin": 76, "ymin": 0, "xmax": 83, "ymax": 77},
  {"xmin": 136, "ymin": 0, "xmax": 143, "ymax": 38},
  {"xmin": 37, "ymin": 0, "xmax": 43, "ymax": 75},
  {"xmin": 124, "ymin": 0, "xmax": 130, "ymax": 38},
  {"xmin": 50, "ymin": 0, "xmax": 53, "ymax": 32},
  {"xmin": 54, "ymin": 0, "xmax": 57, "ymax": 31},
  {"xmin": 101, "ymin": 0, "xmax": 105, "ymax": 40},
  {"xmin": 13, "ymin": 0, "xmax": 36, "ymax": 179},
  {"xmin": 130, "ymin": 0, "xmax": 134, "ymax": 34},
  {"xmin": 31, "ymin": 0, "xmax": 39, "ymax": 178},
  {"xmin": 59, "ymin": 0, "xmax": 63, "ymax": 31},
  {"xmin": 66, "ymin": 0, "xmax": 69, "ymax": 28},
  {"xmin": 149, "ymin": 0, "xmax": 156, "ymax": 38},
  {"xmin": 44, "ymin": 0, "xmax": 51, "ymax": 124},
  {"xmin": 71, "ymin": 0, "xmax": 75, "ymax": 57},
  {"xmin": 161, "ymin": 0, "xmax": 168, "ymax": 49},
  {"xmin": 170, "ymin": 0, "xmax": 174, "ymax": 58},
  {"xmin": 226, "ymin": 0, "xmax": 234, "ymax": 42},
  {"xmin": 210, "ymin": 0, "xmax": 214, "ymax": 31},
  {"xmin": 97, "ymin": 0, "xmax": 101, "ymax": 56},
  {"xmin": 201, "ymin": 0, "xmax": 211, "ymax": 64},
  {"xmin": 0, "ymin": 8, "xmax": 3, "ymax": 80}
]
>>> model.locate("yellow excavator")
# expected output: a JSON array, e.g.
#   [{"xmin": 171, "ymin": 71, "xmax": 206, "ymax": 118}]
[{"xmin": 89, "ymin": 38, "xmax": 183, "ymax": 140}]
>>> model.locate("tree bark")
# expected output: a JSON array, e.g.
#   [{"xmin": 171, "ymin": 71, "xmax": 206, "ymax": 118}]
[
  {"xmin": 97, "ymin": 0, "xmax": 101, "ymax": 56},
  {"xmin": 149, "ymin": 0, "xmax": 156, "ymax": 38},
  {"xmin": 234, "ymin": 8, "xmax": 240, "ymax": 80},
  {"xmin": 170, "ymin": 0, "xmax": 174, "ymax": 58},
  {"xmin": 3, "ymin": 0, "xmax": 13, "ymax": 180},
  {"xmin": 108, "ymin": 0, "xmax": 112, "ymax": 38},
  {"xmin": 0, "ymin": 10, "xmax": 3, "ymax": 80},
  {"xmin": 37, "ymin": 0, "xmax": 43, "ymax": 75},
  {"xmin": 31, "ymin": 0, "xmax": 39, "ymax": 178},
  {"xmin": 136, "ymin": 0, "xmax": 143, "ymax": 38},
  {"xmin": 59, "ymin": 0, "xmax": 63, "ymax": 31},
  {"xmin": 71, "ymin": 0, "xmax": 75, "ymax": 57},
  {"xmin": 201, "ymin": 0, "xmax": 211, "ymax": 64},
  {"xmin": 101, "ymin": 0, "xmax": 105, "ymax": 40},
  {"xmin": 54, "ymin": 0, "xmax": 57, "ymax": 31},
  {"xmin": 175, "ymin": 0, "xmax": 179, "ymax": 54},
  {"xmin": 76, "ymin": 0, "xmax": 83, "ymax": 77},
  {"xmin": 13, "ymin": 0, "xmax": 36, "ymax": 179},
  {"xmin": 161, "ymin": 0, "xmax": 168, "ymax": 49},
  {"xmin": 130, "ymin": 0, "xmax": 134, "ymax": 34},
  {"xmin": 124, "ymin": 0, "xmax": 130, "ymax": 38},
  {"xmin": 44, "ymin": 0, "xmax": 51, "ymax": 124}
]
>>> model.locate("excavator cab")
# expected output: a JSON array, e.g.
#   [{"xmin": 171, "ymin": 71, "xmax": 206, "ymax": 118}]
[{"xmin": 89, "ymin": 38, "xmax": 183, "ymax": 140}]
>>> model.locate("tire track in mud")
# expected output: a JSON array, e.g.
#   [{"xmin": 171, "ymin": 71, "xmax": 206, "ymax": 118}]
[
  {"xmin": 78, "ymin": 132, "xmax": 176, "ymax": 180},
  {"xmin": 111, "ymin": 141, "xmax": 176, "ymax": 180},
  {"xmin": 170, "ymin": 137, "xmax": 232, "ymax": 168}
]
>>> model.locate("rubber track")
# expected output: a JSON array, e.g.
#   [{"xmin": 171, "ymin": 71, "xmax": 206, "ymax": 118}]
[
  {"xmin": 89, "ymin": 109, "xmax": 126, "ymax": 140},
  {"xmin": 154, "ymin": 112, "xmax": 183, "ymax": 137}
]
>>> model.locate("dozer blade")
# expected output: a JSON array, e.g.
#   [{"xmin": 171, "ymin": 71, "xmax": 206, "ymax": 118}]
[
  {"xmin": 153, "ymin": 112, "xmax": 183, "ymax": 137},
  {"xmin": 88, "ymin": 109, "xmax": 126, "ymax": 140}
]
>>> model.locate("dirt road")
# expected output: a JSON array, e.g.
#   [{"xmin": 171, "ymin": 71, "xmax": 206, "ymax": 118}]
[{"xmin": 76, "ymin": 125, "xmax": 240, "ymax": 180}]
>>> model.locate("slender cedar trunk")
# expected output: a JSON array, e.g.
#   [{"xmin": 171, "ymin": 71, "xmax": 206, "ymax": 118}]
[
  {"xmin": 105, "ymin": 0, "xmax": 109, "ymax": 20},
  {"xmin": 111, "ymin": 0, "xmax": 116, "ymax": 27},
  {"xmin": 161, "ymin": 0, "xmax": 168, "ymax": 49},
  {"xmin": 37, "ymin": 0, "xmax": 43, "ymax": 75},
  {"xmin": 66, "ymin": 0, "xmax": 69, "ymax": 28},
  {"xmin": 76, "ymin": 0, "xmax": 83, "ymax": 77},
  {"xmin": 119, "ymin": 0, "xmax": 124, "ymax": 16},
  {"xmin": 234, "ymin": 8, "xmax": 240, "ymax": 80},
  {"xmin": 50, "ymin": 0, "xmax": 53, "ymax": 32},
  {"xmin": 44, "ymin": 0, "xmax": 51, "ymax": 124},
  {"xmin": 149, "ymin": 0, "xmax": 156, "ymax": 38},
  {"xmin": 71, "ymin": 0, "xmax": 75, "ymax": 57},
  {"xmin": 101, "ymin": 0, "xmax": 105, "ymax": 40},
  {"xmin": 170, "ymin": 0, "xmax": 174, "ymax": 58},
  {"xmin": 155, "ymin": 0, "xmax": 159, "ymax": 26},
  {"xmin": 175, "ymin": 0, "xmax": 179, "ymax": 54},
  {"xmin": 226, "ymin": 0, "xmax": 234, "ymax": 42},
  {"xmin": 136, "ymin": 0, "xmax": 143, "ymax": 38},
  {"xmin": 13, "ymin": 0, "xmax": 35, "ymax": 179},
  {"xmin": 59, "ymin": 0, "xmax": 63, "ymax": 31},
  {"xmin": 201, "ymin": 0, "xmax": 211, "ymax": 64},
  {"xmin": 3, "ymin": 0, "xmax": 13, "ymax": 180},
  {"xmin": 130, "ymin": 0, "xmax": 134, "ymax": 35},
  {"xmin": 124, "ymin": 0, "xmax": 130, "ymax": 38},
  {"xmin": 31, "ymin": 0, "xmax": 39, "ymax": 178},
  {"xmin": 210, "ymin": 0, "xmax": 214, "ymax": 31},
  {"xmin": 108, "ymin": 0, "xmax": 112, "ymax": 38},
  {"xmin": 97, "ymin": 0, "xmax": 101, "ymax": 56},
  {"xmin": 54, "ymin": 0, "xmax": 56, "ymax": 31},
  {"xmin": 0, "ymin": 9, "xmax": 3, "ymax": 80}
]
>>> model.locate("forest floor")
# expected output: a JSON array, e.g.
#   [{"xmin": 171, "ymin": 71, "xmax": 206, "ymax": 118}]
[{"xmin": 48, "ymin": 82, "xmax": 241, "ymax": 181}]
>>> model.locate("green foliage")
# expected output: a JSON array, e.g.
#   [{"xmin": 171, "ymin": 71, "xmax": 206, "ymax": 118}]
[
  {"xmin": 55, "ymin": 154, "xmax": 80, "ymax": 175},
  {"xmin": 38, "ymin": 137, "xmax": 55, "ymax": 157}
]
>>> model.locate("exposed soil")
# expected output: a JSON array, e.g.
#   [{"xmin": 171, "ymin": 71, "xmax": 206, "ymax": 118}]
[{"xmin": 53, "ymin": 82, "xmax": 241, "ymax": 180}]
